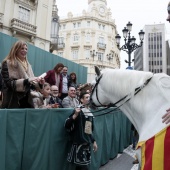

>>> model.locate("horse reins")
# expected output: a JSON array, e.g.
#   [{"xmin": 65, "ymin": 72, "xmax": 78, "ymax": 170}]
[{"xmin": 89, "ymin": 74, "xmax": 153, "ymax": 117}]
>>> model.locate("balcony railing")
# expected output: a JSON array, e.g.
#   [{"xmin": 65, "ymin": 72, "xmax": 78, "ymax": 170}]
[
  {"xmin": 50, "ymin": 36, "xmax": 58, "ymax": 44},
  {"xmin": 11, "ymin": 18, "xmax": 37, "ymax": 36},
  {"xmin": 57, "ymin": 43, "xmax": 65, "ymax": 49},
  {"xmin": 97, "ymin": 42, "xmax": 106, "ymax": 50},
  {"xmin": 72, "ymin": 59, "xmax": 116, "ymax": 68}
]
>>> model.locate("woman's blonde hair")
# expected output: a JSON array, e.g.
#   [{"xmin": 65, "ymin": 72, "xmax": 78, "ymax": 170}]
[{"xmin": 3, "ymin": 40, "xmax": 28, "ymax": 65}]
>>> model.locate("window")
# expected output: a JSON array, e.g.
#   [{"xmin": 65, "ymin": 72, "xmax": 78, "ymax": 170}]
[
  {"xmin": 58, "ymin": 52, "xmax": 63, "ymax": 57},
  {"xmin": 160, "ymin": 52, "xmax": 162, "ymax": 57},
  {"xmin": 51, "ymin": 19, "xmax": 59, "ymax": 40},
  {"xmin": 99, "ymin": 37, "xmax": 104, "ymax": 44},
  {"xmin": 63, "ymin": 24, "xmax": 66, "ymax": 29},
  {"xmin": 73, "ymin": 23, "xmax": 76, "ymax": 28},
  {"xmin": 18, "ymin": 6, "xmax": 30, "ymax": 22},
  {"xmin": 73, "ymin": 34, "xmax": 79, "ymax": 41},
  {"xmin": 86, "ymin": 33, "xmax": 90, "ymax": 41},
  {"xmin": 72, "ymin": 50, "xmax": 78, "ymax": 59},
  {"xmin": 73, "ymin": 22, "xmax": 81, "ymax": 29},
  {"xmin": 58, "ymin": 37, "xmax": 64, "ymax": 44},
  {"xmin": 87, "ymin": 21, "xmax": 90, "ymax": 27},
  {"xmin": 98, "ymin": 52, "xmax": 104, "ymax": 61},
  {"xmin": 102, "ymin": 25, "xmax": 105, "ymax": 30},
  {"xmin": 77, "ymin": 22, "xmax": 81, "ymax": 27},
  {"xmin": 85, "ymin": 50, "xmax": 90, "ymax": 59},
  {"xmin": 98, "ymin": 24, "xmax": 101, "ymax": 29}
]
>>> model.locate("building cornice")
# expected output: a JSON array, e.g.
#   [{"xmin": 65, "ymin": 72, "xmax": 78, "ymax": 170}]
[
  {"xmin": 60, "ymin": 15, "xmax": 115, "ymax": 28},
  {"xmin": 14, "ymin": 0, "xmax": 38, "ymax": 10},
  {"xmin": 88, "ymin": 0, "xmax": 107, "ymax": 5}
]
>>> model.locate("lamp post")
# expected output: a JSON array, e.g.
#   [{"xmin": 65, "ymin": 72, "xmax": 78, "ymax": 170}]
[
  {"xmin": 115, "ymin": 21, "xmax": 145, "ymax": 67},
  {"xmin": 90, "ymin": 50, "xmax": 98, "ymax": 61},
  {"xmin": 107, "ymin": 53, "xmax": 113, "ymax": 63}
]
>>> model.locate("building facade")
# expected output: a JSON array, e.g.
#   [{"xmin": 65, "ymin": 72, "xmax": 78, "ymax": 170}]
[
  {"xmin": 57, "ymin": 0, "xmax": 120, "ymax": 82},
  {"xmin": 134, "ymin": 24, "xmax": 167, "ymax": 74},
  {"xmin": 0, "ymin": 0, "xmax": 59, "ymax": 51}
]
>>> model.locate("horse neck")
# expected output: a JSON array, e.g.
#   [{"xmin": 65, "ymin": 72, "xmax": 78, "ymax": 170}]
[
  {"xmin": 100, "ymin": 72, "xmax": 168, "ymax": 142},
  {"xmin": 117, "ymin": 80, "xmax": 168, "ymax": 142}
]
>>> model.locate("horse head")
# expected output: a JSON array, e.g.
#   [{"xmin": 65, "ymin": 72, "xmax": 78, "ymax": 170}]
[
  {"xmin": 89, "ymin": 66, "xmax": 112, "ymax": 109},
  {"xmin": 89, "ymin": 66, "xmax": 100, "ymax": 109}
]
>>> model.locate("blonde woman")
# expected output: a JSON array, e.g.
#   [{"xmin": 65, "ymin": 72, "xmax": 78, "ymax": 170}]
[{"xmin": 1, "ymin": 40, "xmax": 44, "ymax": 108}]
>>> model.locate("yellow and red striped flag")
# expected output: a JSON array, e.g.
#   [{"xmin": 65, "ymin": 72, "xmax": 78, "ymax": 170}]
[{"xmin": 137, "ymin": 126, "xmax": 170, "ymax": 170}]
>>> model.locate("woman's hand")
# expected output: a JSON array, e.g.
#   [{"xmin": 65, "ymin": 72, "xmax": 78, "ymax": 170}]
[
  {"xmin": 46, "ymin": 104, "xmax": 52, "ymax": 108},
  {"xmin": 52, "ymin": 103, "xmax": 59, "ymax": 108},
  {"xmin": 93, "ymin": 141, "xmax": 98, "ymax": 152},
  {"xmin": 28, "ymin": 77, "xmax": 40, "ymax": 83},
  {"xmin": 39, "ymin": 78, "xmax": 45, "ymax": 84},
  {"xmin": 162, "ymin": 108, "xmax": 170, "ymax": 124}
]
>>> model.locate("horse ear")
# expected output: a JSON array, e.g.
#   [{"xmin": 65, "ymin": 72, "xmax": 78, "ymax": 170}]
[{"xmin": 95, "ymin": 66, "xmax": 101, "ymax": 77}]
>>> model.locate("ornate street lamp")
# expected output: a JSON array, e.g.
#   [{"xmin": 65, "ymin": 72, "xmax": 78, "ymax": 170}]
[
  {"xmin": 90, "ymin": 50, "xmax": 98, "ymax": 61},
  {"xmin": 115, "ymin": 21, "xmax": 145, "ymax": 67},
  {"xmin": 107, "ymin": 53, "xmax": 113, "ymax": 63}
]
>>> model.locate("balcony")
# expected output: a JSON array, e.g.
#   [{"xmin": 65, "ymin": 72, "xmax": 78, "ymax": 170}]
[
  {"xmin": 31, "ymin": 0, "xmax": 38, "ymax": 4},
  {"xmin": 97, "ymin": 42, "xmax": 106, "ymax": 50},
  {"xmin": 15, "ymin": 0, "xmax": 38, "ymax": 7},
  {"xmin": 57, "ymin": 43, "xmax": 65, "ymax": 49},
  {"xmin": 11, "ymin": 18, "xmax": 37, "ymax": 36},
  {"xmin": 72, "ymin": 59, "xmax": 116, "ymax": 69}
]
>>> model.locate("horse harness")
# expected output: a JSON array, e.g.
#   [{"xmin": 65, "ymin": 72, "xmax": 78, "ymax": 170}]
[{"xmin": 89, "ymin": 74, "xmax": 153, "ymax": 117}]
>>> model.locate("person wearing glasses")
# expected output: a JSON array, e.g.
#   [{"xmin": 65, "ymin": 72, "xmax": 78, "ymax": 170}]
[{"xmin": 49, "ymin": 85, "xmax": 63, "ymax": 108}]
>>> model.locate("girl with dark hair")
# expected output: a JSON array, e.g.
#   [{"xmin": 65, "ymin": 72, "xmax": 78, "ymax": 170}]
[{"xmin": 68, "ymin": 72, "xmax": 77, "ymax": 88}]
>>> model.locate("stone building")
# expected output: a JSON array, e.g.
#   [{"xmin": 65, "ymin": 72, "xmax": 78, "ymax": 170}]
[
  {"xmin": 134, "ymin": 24, "xmax": 168, "ymax": 75},
  {"xmin": 57, "ymin": 0, "xmax": 120, "ymax": 82},
  {"xmin": 0, "ymin": 0, "xmax": 59, "ymax": 52}
]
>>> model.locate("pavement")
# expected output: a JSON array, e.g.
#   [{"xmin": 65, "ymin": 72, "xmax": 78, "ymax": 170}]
[{"xmin": 99, "ymin": 145, "xmax": 139, "ymax": 170}]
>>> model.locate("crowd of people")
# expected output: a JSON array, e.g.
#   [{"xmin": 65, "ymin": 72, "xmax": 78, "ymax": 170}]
[
  {"xmin": 0, "ymin": 40, "xmax": 92, "ymax": 109},
  {"xmin": 0, "ymin": 40, "xmax": 96, "ymax": 170},
  {"xmin": 1, "ymin": 38, "xmax": 170, "ymax": 169}
]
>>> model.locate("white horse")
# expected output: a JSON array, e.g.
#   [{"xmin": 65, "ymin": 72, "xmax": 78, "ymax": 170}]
[{"xmin": 90, "ymin": 66, "xmax": 170, "ymax": 169}]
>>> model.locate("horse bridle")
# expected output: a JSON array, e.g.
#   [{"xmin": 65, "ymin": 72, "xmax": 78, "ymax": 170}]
[{"xmin": 90, "ymin": 74, "xmax": 153, "ymax": 110}]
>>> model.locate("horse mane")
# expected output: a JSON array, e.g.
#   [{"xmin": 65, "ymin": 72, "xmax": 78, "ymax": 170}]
[{"xmin": 101, "ymin": 69, "xmax": 153, "ymax": 98}]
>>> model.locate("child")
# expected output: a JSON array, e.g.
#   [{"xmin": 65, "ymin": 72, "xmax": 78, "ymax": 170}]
[
  {"xmin": 31, "ymin": 82, "xmax": 51, "ymax": 108},
  {"xmin": 64, "ymin": 92, "xmax": 97, "ymax": 170}
]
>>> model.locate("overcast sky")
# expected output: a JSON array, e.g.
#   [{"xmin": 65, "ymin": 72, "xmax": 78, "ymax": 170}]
[{"xmin": 57, "ymin": 0, "xmax": 170, "ymax": 69}]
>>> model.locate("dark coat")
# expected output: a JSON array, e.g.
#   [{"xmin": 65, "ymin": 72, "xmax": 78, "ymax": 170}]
[
  {"xmin": 1, "ymin": 60, "xmax": 35, "ymax": 108},
  {"xmin": 49, "ymin": 96, "xmax": 63, "ymax": 108}
]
